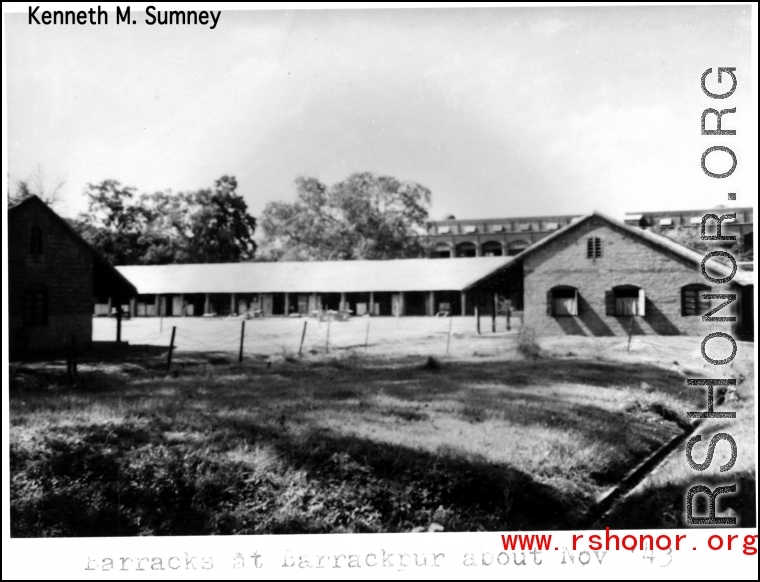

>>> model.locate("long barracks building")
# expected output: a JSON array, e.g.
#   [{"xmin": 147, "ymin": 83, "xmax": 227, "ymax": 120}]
[{"xmin": 114, "ymin": 212, "xmax": 754, "ymax": 341}]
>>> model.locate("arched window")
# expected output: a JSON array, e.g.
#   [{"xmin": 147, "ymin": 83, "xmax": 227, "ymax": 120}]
[
  {"xmin": 481, "ymin": 241, "xmax": 503, "ymax": 257},
  {"xmin": 455, "ymin": 242, "xmax": 477, "ymax": 258},
  {"xmin": 607, "ymin": 285, "xmax": 645, "ymax": 316},
  {"xmin": 432, "ymin": 243, "xmax": 451, "ymax": 258},
  {"xmin": 30, "ymin": 227, "xmax": 43, "ymax": 255},
  {"xmin": 23, "ymin": 284, "xmax": 47, "ymax": 326},
  {"xmin": 682, "ymin": 284, "xmax": 711, "ymax": 316},
  {"xmin": 547, "ymin": 285, "xmax": 578, "ymax": 317}
]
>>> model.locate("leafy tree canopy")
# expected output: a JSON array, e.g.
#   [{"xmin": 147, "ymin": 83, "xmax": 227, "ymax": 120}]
[
  {"xmin": 259, "ymin": 172, "xmax": 431, "ymax": 261},
  {"xmin": 72, "ymin": 176, "xmax": 257, "ymax": 265}
]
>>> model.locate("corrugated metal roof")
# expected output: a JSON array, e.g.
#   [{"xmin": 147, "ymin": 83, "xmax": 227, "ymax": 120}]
[{"xmin": 117, "ymin": 256, "xmax": 515, "ymax": 295}]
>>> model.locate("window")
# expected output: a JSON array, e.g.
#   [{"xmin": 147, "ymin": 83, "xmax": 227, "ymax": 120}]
[
  {"xmin": 30, "ymin": 227, "xmax": 43, "ymax": 255},
  {"xmin": 23, "ymin": 285, "xmax": 47, "ymax": 326},
  {"xmin": 463, "ymin": 225, "xmax": 477, "ymax": 234},
  {"xmin": 587, "ymin": 237, "xmax": 602, "ymax": 259},
  {"xmin": 437, "ymin": 226, "xmax": 450, "ymax": 234},
  {"xmin": 609, "ymin": 285, "xmax": 645, "ymax": 316},
  {"xmin": 682, "ymin": 284, "xmax": 711, "ymax": 316},
  {"xmin": 547, "ymin": 286, "xmax": 578, "ymax": 317}
]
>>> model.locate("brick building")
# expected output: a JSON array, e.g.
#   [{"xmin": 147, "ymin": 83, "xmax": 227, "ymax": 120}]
[
  {"xmin": 424, "ymin": 214, "xmax": 582, "ymax": 257},
  {"xmin": 474, "ymin": 212, "xmax": 754, "ymax": 340},
  {"xmin": 425, "ymin": 206, "xmax": 753, "ymax": 260},
  {"xmin": 8, "ymin": 196, "xmax": 136, "ymax": 356}
]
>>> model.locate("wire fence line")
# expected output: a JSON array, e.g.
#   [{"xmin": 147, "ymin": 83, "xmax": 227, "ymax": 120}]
[{"xmin": 93, "ymin": 313, "xmax": 524, "ymax": 362}]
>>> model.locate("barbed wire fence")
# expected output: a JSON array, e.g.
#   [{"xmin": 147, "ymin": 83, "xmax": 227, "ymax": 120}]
[{"xmin": 94, "ymin": 311, "xmax": 524, "ymax": 371}]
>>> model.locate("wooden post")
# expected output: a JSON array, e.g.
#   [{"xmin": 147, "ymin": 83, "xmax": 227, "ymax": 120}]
[
  {"xmin": 231, "ymin": 293, "xmax": 236, "ymax": 316},
  {"xmin": 179, "ymin": 293, "xmax": 185, "ymax": 316},
  {"xmin": 239, "ymin": 320, "xmax": 245, "ymax": 363},
  {"xmin": 364, "ymin": 317, "xmax": 370, "ymax": 351},
  {"xmin": 429, "ymin": 291, "xmax": 435, "ymax": 316},
  {"xmin": 204, "ymin": 293, "xmax": 211, "ymax": 315},
  {"xmin": 369, "ymin": 291, "xmax": 375, "ymax": 316},
  {"xmin": 66, "ymin": 338, "xmax": 72, "ymax": 379},
  {"xmin": 475, "ymin": 294, "xmax": 481, "ymax": 335},
  {"xmin": 325, "ymin": 318, "xmax": 331, "ymax": 352},
  {"xmin": 284, "ymin": 292, "xmax": 290, "ymax": 316},
  {"xmin": 71, "ymin": 334, "xmax": 78, "ymax": 376},
  {"xmin": 491, "ymin": 293, "xmax": 497, "ymax": 333},
  {"xmin": 506, "ymin": 300, "xmax": 511, "ymax": 331},
  {"xmin": 299, "ymin": 320, "xmax": 307, "ymax": 356},
  {"xmin": 461, "ymin": 291, "xmax": 467, "ymax": 316},
  {"xmin": 116, "ymin": 304, "xmax": 122, "ymax": 343},
  {"xmin": 340, "ymin": 292, "xmax": 346, "ymax": 312},
  {"xmin": 446, "ymin": 316, "xmax": 453, "ymax": 353},
  {"xmin": 167, "ymin": 326, "xmax": 176, "ymax": 372},
  {"xmin": 626, "ymin": 315, "xmax": 635, "ymax": 351}
]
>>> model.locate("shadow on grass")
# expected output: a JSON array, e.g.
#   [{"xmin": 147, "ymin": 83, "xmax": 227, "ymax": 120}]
[
  {"xmin": 8, "ymin": 353, "xmax": 711, "ymax": 537},
  {"xmin": 10, "ymin": 417, "xmax": 585, "ymax": 537}
]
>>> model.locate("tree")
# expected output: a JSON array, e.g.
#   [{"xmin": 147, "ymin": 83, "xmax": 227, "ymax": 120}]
[
  {"xmin": 184, "ymin": 176, "xmax": 258, "ymax": 263},
  {"xmin": 259, "ymin": 172, "xmax": 431, "ymax": 261},
  {"xmin": 73, "ymin": 176, "xmax": 257, "ymax": 265},
  {"xmin": 8, "ymin": 164, "xmax": 65, "ymax": 207},
  {"xmin": 651, "ymin": 225, "xmax": 752, "ymax": 263}
]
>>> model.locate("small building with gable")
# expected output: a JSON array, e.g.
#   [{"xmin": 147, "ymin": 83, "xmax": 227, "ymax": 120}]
[{"xmin": 8, "ymin": 195, "xmax": 137, "ymax": 357}]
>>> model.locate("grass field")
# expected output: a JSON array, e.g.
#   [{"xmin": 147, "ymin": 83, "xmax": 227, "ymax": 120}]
[{"xmin": 10, "ymin": 317, "xmax": 756, "ymax": 535}]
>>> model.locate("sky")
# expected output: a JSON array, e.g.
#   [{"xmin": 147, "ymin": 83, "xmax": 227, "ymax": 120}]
[{"xmin": 3, "ymin": 4, "xmax": 756, "ymax": 223}]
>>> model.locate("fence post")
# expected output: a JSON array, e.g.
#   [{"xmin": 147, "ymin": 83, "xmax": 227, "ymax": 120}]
[
  {"xmin": 491, "ymin": 293, "xmax": 497, "ymax": 333},
  {"xmin": 66, "ymin": 338, "xmax": 72, "ymax": 379},
  {"xmin": 71, "ymin": 334, "xmax": 78, "ymax": 377},
  {"xmin": 506, "ymin": 301, "xmax": 511, "ymax": 331},
  {"xmin": 446, "ymin": 316, "xmax": 453, "ymax": 354},
  {"xmin": 325, "ymin": 318, "xmax": 331, "ymax": 352},
  {"xmin": 475, "ymin": 300, "xmax": 481, "ymax": 335},
  {"xmin": 239, "ymin": 320, "xmax": 246, "ymax": 363},
  {"xmin": 116, "ymin": 304, "xmax": 122, "ymax": 343},
  {"xmin": 299, "ymin": 320, "xmax": 307, "ymax": 356},
  {"xmin": 167, "ymin": 326, "xmax": 176, "ymax": 372},
  {"xmin": 364, "ymin": 317, "xmax": 370, "ymax": 351},
  {"xmin": 626, "ymin": 316, "xmax": 635, "ymax": 351}
]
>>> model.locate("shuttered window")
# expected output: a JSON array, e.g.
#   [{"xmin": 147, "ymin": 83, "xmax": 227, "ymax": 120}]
[
  {"xmin": 587, "ymin": 237, "xmax": 601, "ymax": 258},
  {"xmin": 682, "ymin": 284, "xmax": 711, "ymax": 316},
  {"xmin": 547, "ymin": 286, "xmax": 579, "ymax": 317},
  {"xmin": 23, "ymin": 285, "xmax": 48, "ymax": 326},
  {"xmin": 612, "ymin": 286, "xmax": 645, "ymax": 316}
]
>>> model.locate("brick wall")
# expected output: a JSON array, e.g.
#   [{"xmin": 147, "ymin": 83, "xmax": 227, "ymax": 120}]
[
  {"xmin": 9, "ymin": 201, "xmax": 93, "ymax": 355},
  {"xmin": 523, "ymin": 216, "xmax": 743, "ymax": 338}
]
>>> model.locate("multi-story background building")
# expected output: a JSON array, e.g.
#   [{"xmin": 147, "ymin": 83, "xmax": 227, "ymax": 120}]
[
  {"xmin": 623, "ymin": 206, "xmax": 753, "ymax": 248},
  {"xmin": 424, "ymin": 214, "xmax": 582, "ymax": 258},
  {"xmin": 425, "ymin": 207, "xmax": 754, "ymax": 259}
]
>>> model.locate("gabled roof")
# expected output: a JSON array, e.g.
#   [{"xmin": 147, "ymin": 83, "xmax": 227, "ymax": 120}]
[
  {"xmin": 9, "ymin": 195, "xmax": 137, "ymax": 298},
  {"xmin": 117, "ymin": 256, "xmax": 515, "ymax": 295},
  {"xmin": 508, "ymin": 212, "xmax": 754, "ymax": 287}
]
